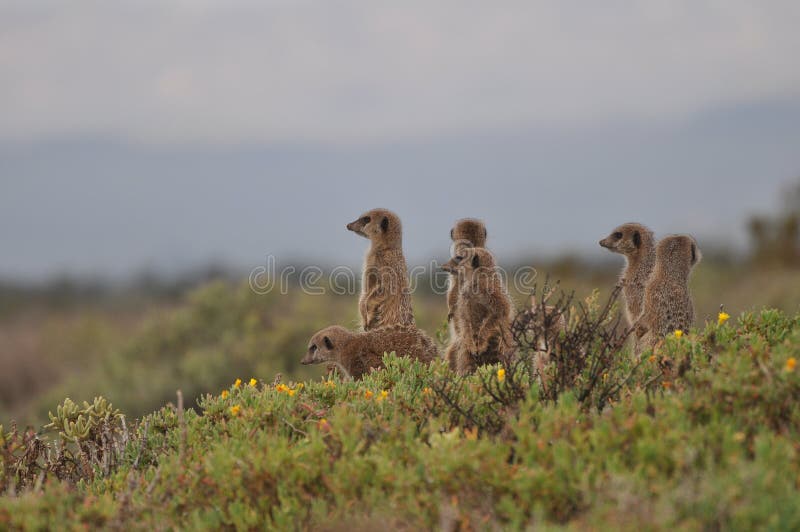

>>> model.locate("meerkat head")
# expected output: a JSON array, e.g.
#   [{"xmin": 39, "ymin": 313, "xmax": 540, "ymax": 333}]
[
  {"xmin": 301, "ymin": 326, "xmax": 352, "ymax": 365},
  {"xmin": 655, "ymin": 235, "xmax": 702, "ymax": 276},
  {"xmin": 346, "ymin": 208, "xmax": 402, "ymax": 248},
  {"xmin": 599, "ymin": 223, "xmax": 654, "ymax": 257},
  {"xmin": 450, "ymin": 218, "xmax": 487, "ymax": 255},
  {"xmin": 441, "ymin": 247, "xmax": 497, "ymax": 280}
]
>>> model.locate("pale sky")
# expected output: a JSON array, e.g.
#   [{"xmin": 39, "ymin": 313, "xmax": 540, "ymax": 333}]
[{"xmin": 1, "ymin": 1, "xmax": 799, "ymax": 279}]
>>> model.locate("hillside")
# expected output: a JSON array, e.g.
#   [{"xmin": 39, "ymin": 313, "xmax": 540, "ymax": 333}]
[{"xmin": 2, "ymin": 304, "xmax": 800, "ymax": 529}]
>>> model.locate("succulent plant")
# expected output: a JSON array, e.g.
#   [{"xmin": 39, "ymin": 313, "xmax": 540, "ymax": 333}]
[{"xmin": 45, "ymin": 397, "xmax": 122, "ymax": 443}]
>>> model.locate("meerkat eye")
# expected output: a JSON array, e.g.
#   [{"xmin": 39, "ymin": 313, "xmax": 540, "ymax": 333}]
[
  {"xmin": 455, "ymin": 255, "xmax": 464, "ymax": 262},
  {"xmin": 309, "ymin": 344, "xmax": 317, "ymax": 352},
  {"xmin": 613, "ymin": 232, "xmax": 623, "ymax": 240},
  {"xmin": 361, "ymin": 216, "xmax": 371, "ymax": 224},
  {"xmin": 324, "ymin": 336, "xmax": 334, "ymax": 350}
]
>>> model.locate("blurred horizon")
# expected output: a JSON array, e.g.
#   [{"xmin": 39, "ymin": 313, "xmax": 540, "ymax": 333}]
[{"xmin": 2, "ymin": 2, "xmax": 800, "ymax": 282}]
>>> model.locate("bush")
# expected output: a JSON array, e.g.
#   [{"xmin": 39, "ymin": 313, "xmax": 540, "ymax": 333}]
[{"xmin": 2, "ymin": 308, "xmax": 800, "ymax": 529}]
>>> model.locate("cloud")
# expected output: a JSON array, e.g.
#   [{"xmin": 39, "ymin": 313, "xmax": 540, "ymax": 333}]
[{"xmin": 1, "ymin": 1, "xmax": 799, "ymax": 145}]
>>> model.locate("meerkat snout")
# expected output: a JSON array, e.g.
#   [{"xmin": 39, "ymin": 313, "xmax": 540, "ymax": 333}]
[{"xmin": 346, "ymin": 215, "xmax": 372, "ymax": 238}]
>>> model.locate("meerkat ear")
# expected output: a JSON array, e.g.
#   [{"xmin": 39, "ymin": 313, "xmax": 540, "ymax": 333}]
[
  {"xmin": 633, "ymin": 231, "xmax": 641, "ymax": 248},
  {"xmin": 324, "ymin": 336, "xmax": 333, "ymax": 350},
  {"xmin": 450, "ymin": 228, "xmax": 454, "ymax": 240},
  {"xmin": 690, "ymin": 243, "xmax": 697, "ymax": 264},
  {"xmin": 381, "ymin": 217, "xmax": 389, "ymax": 232},
  {"xmin": 472, "ymin": 254, "xmax": 480, "ymax": 269},
  {"xmin": 483, "ymin": 227, "xmax": 488, "ymax": 240}
]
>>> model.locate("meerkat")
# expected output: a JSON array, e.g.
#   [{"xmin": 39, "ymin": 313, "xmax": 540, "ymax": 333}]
[
  {"xmin": 447, "ymin": 218, "xmax": 488, "ymax": 336},
  {"xmin": 527, "ymin": 298, "xmax": 568, "ymax": 383},
  {"xmin": 634, "ymin": 235, "xmax": 702, "ymax": 353},
  {"xmin": 347, "ymin": 209, "xmax": 415, "ymax": 331},
  {"xmin": 528, "ymin": 298, "xmax": 567, "ymax": 351},
  {"xmin": 301, "ymin": 324, "xmax": 438, "ymax": 379},
  {"xmin": 599, "ymin": 223, "xmax": 656, "ymax": 327},
  {"xmin": 441, "ymin": 248, "xmax": 514, "ymax": 374}
]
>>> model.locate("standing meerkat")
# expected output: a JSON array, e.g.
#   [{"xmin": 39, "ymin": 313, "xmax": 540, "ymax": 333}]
[
  {"xmin": 599, "ymin": 223, "xmax": 656, "ymax": 327},
  {"xmin": 447, "ymin": 218, "xmax": 488, "ymax": 333},
  {"xmin": 301, "ymin": 324, "xmax": 438, "ymax": 380},
  {"xmin": 347, "ymin": 208, "xmax": 415, "ymax": 331},
  {"xmin": 635, "ymin": 235, "xmax": 702, "ymax": 352},
  {"xmin": 442, "ymin": 248, "xmax": 514, "ymax": 374}
]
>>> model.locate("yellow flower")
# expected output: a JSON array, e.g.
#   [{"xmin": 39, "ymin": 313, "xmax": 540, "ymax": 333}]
[
  {"xmin": 364, "ymin": 390, "xmax": 374, "ymax": 399},
  {"xmin": 497, "ymin": 368, "xmax": 506, "ymax": 382},
  {"xmin": 275, "ymin": 383, "xmax": 289, "ymax": 393},
  {"xmin": 422, "ymin": 387, "xmax": 432, "ymax": 396},
  {"xmin": 648, "ymin": 355, "xmax": 656, "ymax": 363},
  {"xmin": 229, "ymin": 405, "xmax": 241, "ymax": 416},
  {"xmin": 324, "ymin": 380, "xmax": 336, "ymax": 389},
  {"xmin": 221, "ymin": 390, "xmax": 229, "ymax": 399},
  {"xmin": 464, "ymin": 427, "xmax": 478, "ymax": 440},
  {"xmin": 318, "ymin": 418, "xmax": 331, "ymax": 431},
  {"xmin": 234, "ymin": 378, "xmax": 242, "ymax": 388},
  {"xmin": 602, "ymin": 372, "xmax": 608, "ymax": 382},
  {"xmin": 718, "ymin": 312, "xmax": 730, "ymax": 325},
  {"xmin": 380, "ymin": 390, "xmax": 389, "ymax": 399},
  {"xmin": 249, "ymin": 378, "xmax": 257, "ymax": 387},
  {"xmin": 287, "ymin": 389, "xmax": 296, "ymax": 397},
  {"xmin": 786, "ymin": 357, "xmax": 797, "ymax": 373},
  {"xmin": 674, "ymin": 330, "xmax": 683, "ymax": 339},
  {"xmin": 662, "ymin": 381, "xmax": 672, "ymax": 389}
]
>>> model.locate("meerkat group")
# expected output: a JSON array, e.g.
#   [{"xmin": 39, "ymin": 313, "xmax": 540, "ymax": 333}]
[
  {"xmin": 600, "ymin": 224, "xmax": 701, "ymax": 354},
  {"xmin": 301, "ymin": 208, "xmax": 702, "ymax": 378}
]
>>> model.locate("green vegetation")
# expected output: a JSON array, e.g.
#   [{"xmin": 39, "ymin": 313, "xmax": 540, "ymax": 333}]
[
  {"xmin": 2, "ymin": 306, "xmax": 800, "ymax": 529},
  {"xmin": 4, "ymin": 262, "xmax": 800, "ymax": 428}
]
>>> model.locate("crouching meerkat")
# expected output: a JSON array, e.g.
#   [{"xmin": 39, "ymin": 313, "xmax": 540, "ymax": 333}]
[
  {"xmin": 441, "ymin": 248, "xmax": 515, "ymax": 375},
  {"xmin": 301, "ymin": 324, "xmax": 438, "ymax": 379},
  {"xmin": 528, "ymin": 297, "xmax": 568, "ymax": 382},
  {"xmin": 347, "ymin": 208, "xmax": 415, "ymax": 331},
  {"xmin": 447, "ymin": 218, "xmax": 488, "ymax": 332},
  {"xmin": 599, "ymin": 223, "xmax": 656, "ymax": 328},
  {"xmin": 634, "ymin": 235, "xmax": 701, "ymax": 353},
  {"xmin": 528, "ymin": 298, "xmax": 567, "ymax": 350}
]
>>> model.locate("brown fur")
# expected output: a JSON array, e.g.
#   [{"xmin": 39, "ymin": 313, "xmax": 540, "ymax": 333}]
[
  {"xmin": 301, "ymin": 324, "xmax": 438, "ymax": 379},
  {"xmin": 441, "ymin": 248, "xmax": 514, "ymax": 374},
  {"xmin": 599, "ymin": 223, "xmax": 656, "ymax": 328},
  {"xmin": 446, "ymin": 218, "xmax": 488, "ymax": 337},
  {"xmin": 635, "ymin": 235, "xmax": 702, "ymax": 353},
  {"xmin": 529, "ymin": 300, "xmax": 567, "ymax": 351},
  {"xmin": 347, "ymin": 208, "xmax": 415, "ymax": 331},
  {"xmin": 528, "ymin": 300, "xmax": 568, "ymax": 382}
]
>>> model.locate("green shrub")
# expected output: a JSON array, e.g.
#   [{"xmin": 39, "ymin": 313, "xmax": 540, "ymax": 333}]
[{"xmin": 2, "ymin": 308, "xmax": 800, "ymax": 529}]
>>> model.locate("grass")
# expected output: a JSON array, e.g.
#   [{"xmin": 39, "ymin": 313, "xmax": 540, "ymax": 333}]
[{"xmin": 2, "ymin": 305, "xmax": 800, "ymax": 529}]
